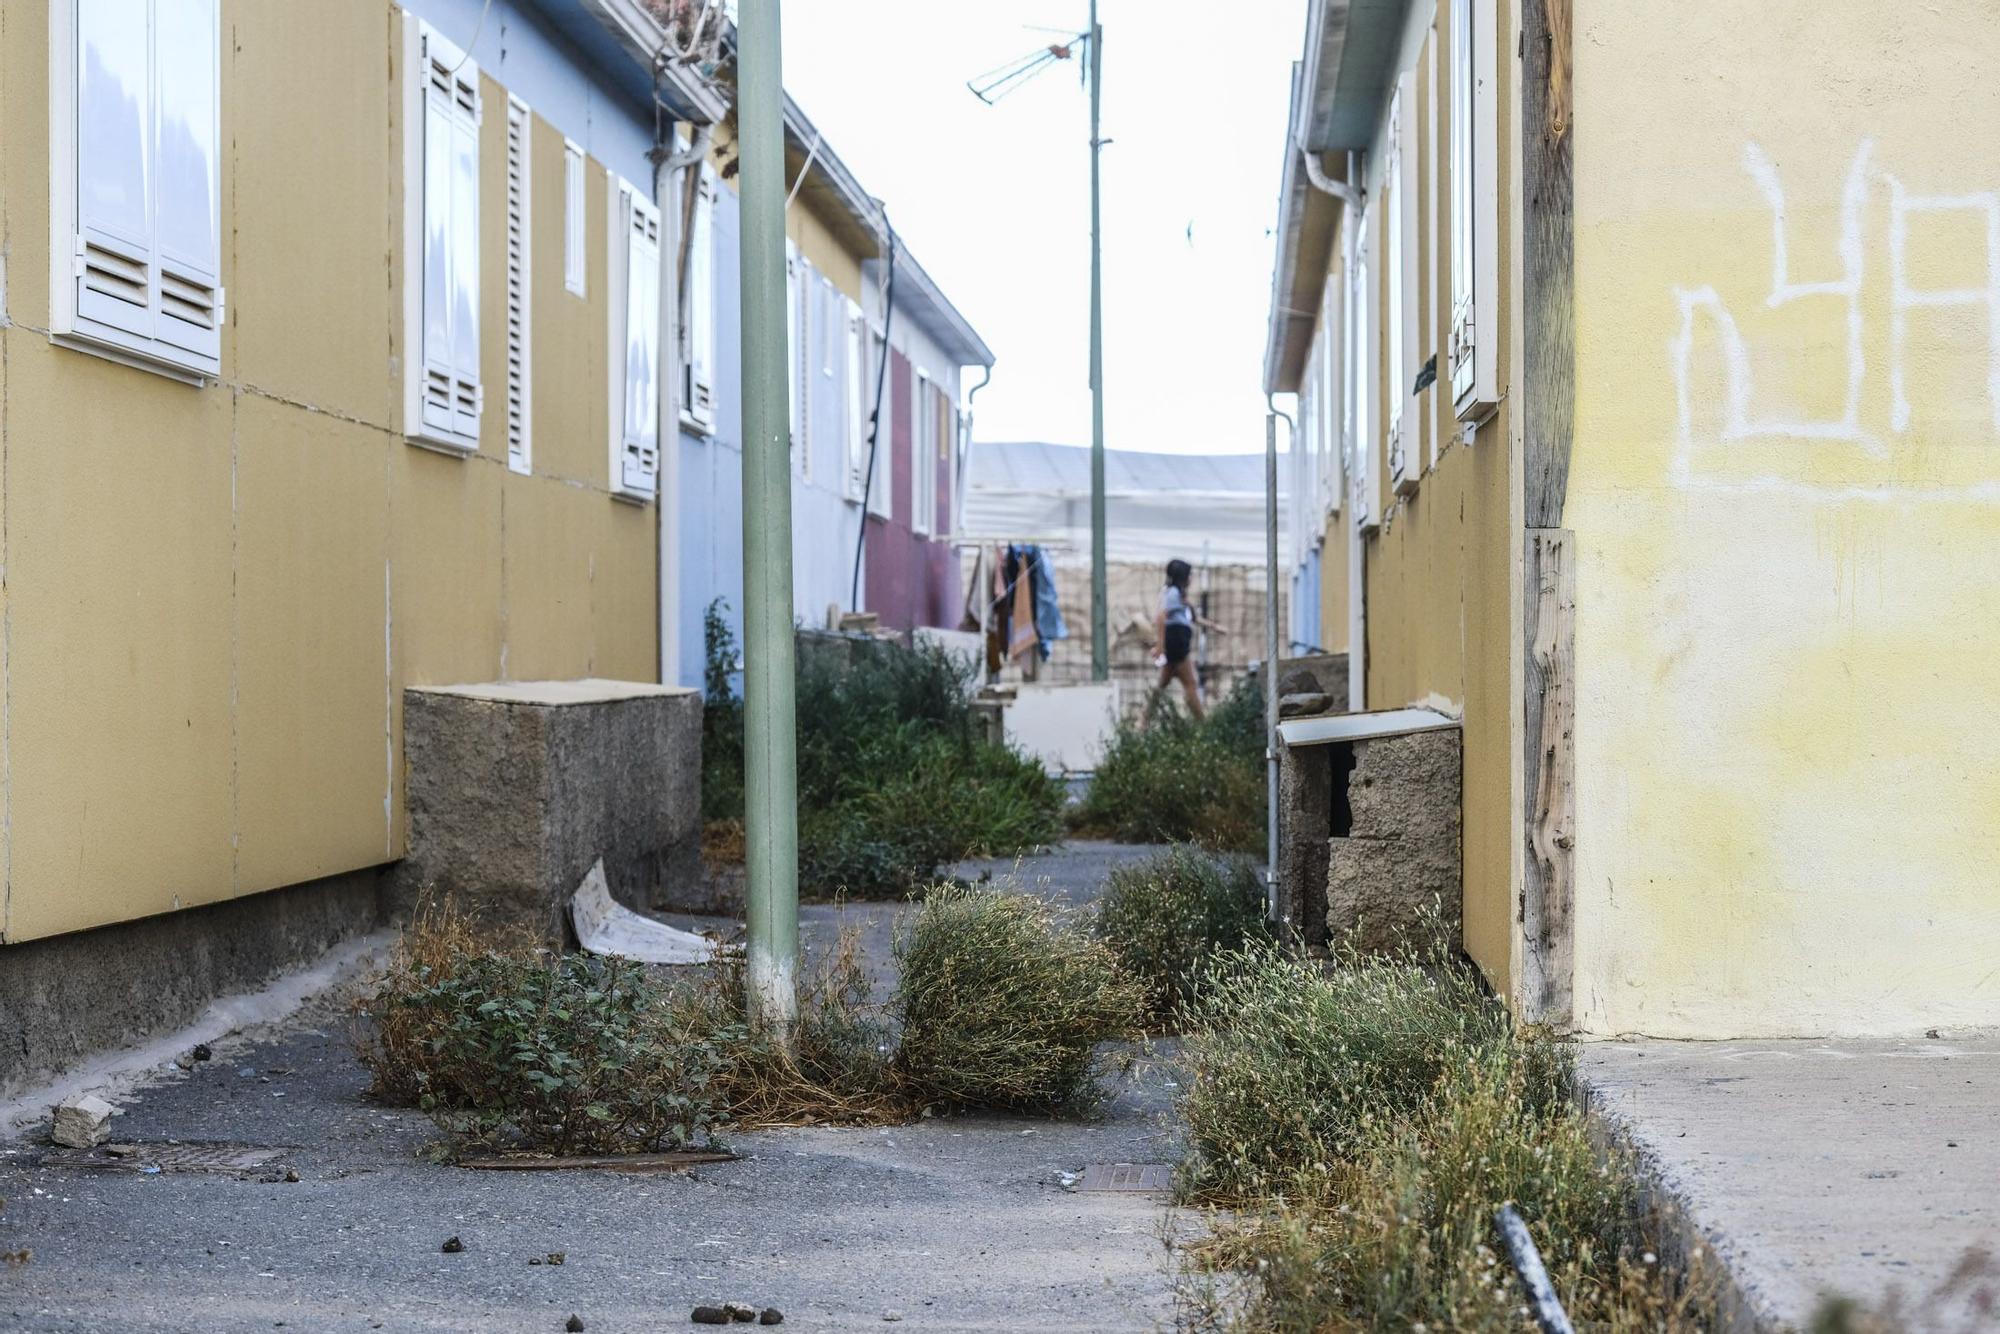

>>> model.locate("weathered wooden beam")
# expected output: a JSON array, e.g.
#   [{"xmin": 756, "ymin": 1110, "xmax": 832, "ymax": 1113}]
[
  {"xmin": 1521, "ymin": 529, "xmax": 1575, "ymax": 1027},
  {"xmin": 1522, "ymin": 0, "xmax": 1574, "ymax": 529}
]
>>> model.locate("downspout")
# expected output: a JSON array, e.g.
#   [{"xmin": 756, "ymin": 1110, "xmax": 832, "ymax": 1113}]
[
  {"xmin": 1300, "ymin": 146, "xmax": 1366, "ymax": 711},
  {"xmin": 957, "ymin": 364, "xmax": 992, "ymax": 538},
  {"xmin": 1264, "ymin": 396, "xmax": 1295, "ymax": 925},
  {"xmin": 649, "ymin": 61, "xmax": 714, "ymax": 687}
]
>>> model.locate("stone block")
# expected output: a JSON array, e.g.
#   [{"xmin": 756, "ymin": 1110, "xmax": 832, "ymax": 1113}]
[
  {"xmin": 1327, "ymin": 728, "xmax": 1461, "ymax": 954},
  {"xmin": 1278, "ymin": 652, "xmax": 1349, "ymax": 702},
  {"xmin": 1345, "ymin": 727, "xmax": 1462, "ymax": 842},
  {"xmin": 396, "ymin": 680, "xmax": 703, "ymax": 938},
  {"xmin": 1277, "ymin": 737, "xmax": 1343, "ymax": 949}
]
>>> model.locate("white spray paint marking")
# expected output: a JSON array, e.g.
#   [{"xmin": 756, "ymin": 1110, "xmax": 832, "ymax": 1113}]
[
  {"xmin": 1884, "ymin": 176, "xmax": 2000, "ymax": 434},
  {"xmin": 1669, "ymin": 140, "xmax": 2000, "ymax": 489}
]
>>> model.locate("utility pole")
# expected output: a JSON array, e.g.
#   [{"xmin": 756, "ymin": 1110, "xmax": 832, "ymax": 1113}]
[
  {"xmin": 1086, "ymin": 1, "xmax": 1108, "ymax": 681},
  {"xmin": 736, "ymin": 0, "xmax": 798, "ymax": 1037}
]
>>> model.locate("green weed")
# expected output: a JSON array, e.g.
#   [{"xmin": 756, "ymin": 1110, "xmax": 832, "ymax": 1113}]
[{"xmin": 1094, "ymin": 846, "xmax": 1271, "ymax": 1026}]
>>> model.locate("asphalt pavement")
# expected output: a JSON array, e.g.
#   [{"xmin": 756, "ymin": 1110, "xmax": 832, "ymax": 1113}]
[{"xmin": 0, "ymin": 843, "xmax": 1184, "ymax": 1333}]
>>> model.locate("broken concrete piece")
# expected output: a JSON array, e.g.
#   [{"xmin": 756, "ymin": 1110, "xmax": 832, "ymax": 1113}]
[
  {"xmin": 570, "ymin": 860, "xmax": 718, "ymax": 966},
  {"xmin": 692, "ymin": 1308, "xmax": 730, "ymax": 1326},
  {"xmin": 723, "ymin": 1302, "xmax": 757, "ymax": 1321},
  {"xmin": 1278, "ymin": 691, "xmax": 1333, "ymax": 719},
  {"xmin": 49, "ymin": 1093, "xmax": 115, "ymax": 1149}
]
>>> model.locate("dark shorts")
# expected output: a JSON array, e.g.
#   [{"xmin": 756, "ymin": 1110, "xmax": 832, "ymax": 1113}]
[{"xmin": 1164, "ymin": 622, "xmax": 1193, "ymax": 665}]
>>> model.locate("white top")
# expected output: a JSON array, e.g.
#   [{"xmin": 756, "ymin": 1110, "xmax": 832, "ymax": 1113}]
[{"xmin": 1161, "ymin": 584, "xmax": 1194, "ymax": 627}]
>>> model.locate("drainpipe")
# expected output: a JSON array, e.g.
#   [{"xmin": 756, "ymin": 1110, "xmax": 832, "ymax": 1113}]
[
  {"xmin": 737, "ymin": 0, "xmax": 798, "ymax": 1039},
  {"xmin": 957, "ymin": 364, "xmax": 991, "ymax": 539},
  {"xmin": 648, "ymin": 70, "xmax": 712, "ymax": 688},
  {"xmin": 1299, "ymin": 146, "xmax": 1366, "ymax": 711},
  {"xmin": 1264, "ymin": 397, "xmax": 1294, "ymax": 925}
]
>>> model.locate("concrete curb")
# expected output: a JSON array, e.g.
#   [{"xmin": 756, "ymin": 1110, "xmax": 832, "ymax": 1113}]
[
  {"xmin": 1578, "ymin": 1073, "xmax": 1786, "ymax": 1334},
  {"xmin": 0, "ymin": 928, "xmax": 397, "ymax": 1139}
]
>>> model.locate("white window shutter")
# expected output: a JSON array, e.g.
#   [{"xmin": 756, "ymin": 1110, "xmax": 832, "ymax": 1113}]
[
  {"xmin": 563, "ymin": 140, "xmax": 586, "ymax": 297},
  {"xmin": 74, "ymin": 0, "xmax": 156, "ymax": 342},
  {"xmin": 448, "ymin": 64, "xmax": 482, "ymax": 442},
  {"xmin": 845, "ymin": 299, "xmax": 866, "ymax": 498},
  {"xmin": 685, "ymin": 168, "xmax": 716, "ymax": 429},
  {"xmin": 417, "ymin": 31, "xmax": 480, "ymax": 448},
  {"xmin": 150, "ymin": 0, "xmax": 221, "ymax": 365},
  {"xmin": 505, "ymin": 98, "xmax": 532, "ymax": 475},
  {"xmin": 622, "ymin": 188, "xmax": 662, "ymax": 497}
]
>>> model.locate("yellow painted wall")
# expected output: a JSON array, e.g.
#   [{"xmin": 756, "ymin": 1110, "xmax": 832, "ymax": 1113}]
[
  {"xmin": 1569, "ymin": 0, "xmax": 2000, "ymax": 1035},
  {"xmin": 1317, "ymin": 0, "xmax": 1518, "ymax": 995},
  {"xmin": 0, "ymin": 2, "xmax": 660, "ymax": 942}
]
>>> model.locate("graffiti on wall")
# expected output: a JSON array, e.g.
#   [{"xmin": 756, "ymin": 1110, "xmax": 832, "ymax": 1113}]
[{"xmin": 1669, "ymin": 139, "xmax": 2000, "ymax": 487}]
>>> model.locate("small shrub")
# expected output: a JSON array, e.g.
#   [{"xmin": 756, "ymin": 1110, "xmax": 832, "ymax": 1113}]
[
  {"xmin": 362, "ymin": 910, "xmax": 911, "ymax": 1152},
  {"xmin": 362, "ymin": 946, "xmax": 738, "ymax": 1155},
  {"xmin": 1094, "ymin": 846, "xmax": 1271, "ymax": 1025},
  {"xmin": 1175, "ymin": 946, "xmax": 1507, "ymax": 1204},
  {"xmin": 1173, "ymin": 945, "xmax": 1712, "ymax": 1332},
  {"xmin": 701, "ymin": 606, "xmax": 1064, "ymax": 896},
  {"xmin": 893, "ymin": 886, "xmax": 1144, "ymax": 1114},
  {"xmin": 1076, "ymin": 679, "xmax": 1265, "ymax": 851}
]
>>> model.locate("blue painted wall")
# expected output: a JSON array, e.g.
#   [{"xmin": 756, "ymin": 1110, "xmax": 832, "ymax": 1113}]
[
  {"xmin": 399, "ymin": 0, "xmax": 656, "ymax": 188},
  {"xmin": 1290, "ymin": 559, "xmax": 1321, "ymax": 656}
]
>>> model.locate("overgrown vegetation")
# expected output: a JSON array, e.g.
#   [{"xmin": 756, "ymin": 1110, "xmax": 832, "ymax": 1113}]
[
  {"xmin": 701, "ymin": 599, "xmax": 1064, "ymax": 897},
  {"xmin": 1093, "ymin": 845, "xmax": 1270, "ymax": 1027},
  {"xmin": 1175, "ymin": 946, "xmax": 1710, "ymax": 1331},
  {"xmin": 893, "ymin": 886, "xmax": 1144, "ymax": 1115},
  {"xmin": 363, "ymin": 883, "xmax": 1143, "ymax": 1153},
  {"xmin": 1074, "ymin": 677, "xmax": 1265, "ymax": 851}
]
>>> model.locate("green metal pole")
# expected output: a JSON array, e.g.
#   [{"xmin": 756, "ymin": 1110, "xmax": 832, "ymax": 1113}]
[
  {"xmin": 737, "ymin": 0, "xmax": 798, "ymax": 1036},
  {"xmin": 1088, "ymin": 3, "xmax": 1108, "ymax": 681}
]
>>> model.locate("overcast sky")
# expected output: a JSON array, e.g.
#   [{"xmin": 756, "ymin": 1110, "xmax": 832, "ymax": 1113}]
[{"xmin": 779, "ymin": 1, "xmax": 1304, "ymax": 456}]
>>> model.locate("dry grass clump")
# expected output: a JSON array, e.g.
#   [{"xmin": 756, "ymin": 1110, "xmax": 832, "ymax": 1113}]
[
  {"xmin": 1093, "ymin": 846, "xmax": 1271, "ymax": 1027},
  {"xmin": 893, "ymin": 886, "xmax": 1145, "ymax": 1114},
  {"xmin": 1174, "ymin": 947, "xmax": 1711, "ymax": 1330},
  {"xmin": 1176, "ymin": 946, "xmax": 1509, "ymax": 1204},
  {"xmin": 361, "ymin": 907, "xmax": 910, "ymax": 1153}
]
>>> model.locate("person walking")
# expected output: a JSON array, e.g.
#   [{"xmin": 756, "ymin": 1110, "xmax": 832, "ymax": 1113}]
[{"xmin": 1151, "ymin": 558, "xmax": 1221, "ymax": 722}]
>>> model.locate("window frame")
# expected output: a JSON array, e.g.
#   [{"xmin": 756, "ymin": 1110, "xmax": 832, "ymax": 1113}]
[
  {"xmin": 1448, "ymin": 0, "xmax": 1500, "ymax": 423},
  {"xmin": 49, "ymin": 0, "xmax": 224, "ymax": 386},
  {"xmin": 399, "ymin": 17, "xmax": 483, "ymax": 456}
]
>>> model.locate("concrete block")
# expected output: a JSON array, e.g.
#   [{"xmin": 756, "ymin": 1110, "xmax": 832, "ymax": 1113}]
[
  {"xmin": 1327, "ymin": 729, "xmax": 1461, "ymax": 954},
  {"xmin": 1344, "ymin": 727, "xmax": 1461, "ymax": 842},
  {"xmin": 1278, "ymin": 652, "xmax": 1349, "ymax": 702},
  {"xmin": 50, "ymin": 1093, "xmax": 115, "ymax": 1148},
  {"xmin": 396, "ymin": 679, "xmax": 703, "ymax": 938}
]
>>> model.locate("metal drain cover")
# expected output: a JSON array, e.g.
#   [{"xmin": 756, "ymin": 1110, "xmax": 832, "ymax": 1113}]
[
  {"xmin": 1076, "ymin": 1162, "xmax": 1172, "ymax": 1192},
  {"xmin": 40, "ymin": 1142, "xmax": 292, "ymax": 1175}
]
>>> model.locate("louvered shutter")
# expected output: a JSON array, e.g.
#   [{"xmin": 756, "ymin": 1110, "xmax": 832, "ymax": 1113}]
[
  {"xmin": 785, "ymin": 245, "xmax": 803, "ymax": 464},
  {"xmin": 685, "ymin": 168, "xmax": 716, "ymax": 429},
  {"xmin": 150, "ymin": 0, "xmax": 221, "ymax": 365},
  {"xmin": 75, "ymin": 0, "xmax": 155, "ymax": 342},
  {"xmin": 563, "ymin": 140, "xmax": 586, "ymax": 297},
  {"xmin": 621, "ymin": 187, "xmax": 662, "ymax": 497},
  {"xmin": 419, "ymin": 31, "xmax": 480, "ymax": 446},
  {"xmin": 68, "ymin": 0, "xmax": 221, "ymax": 376},
  {"xmin": 505, "ymin": 98, "xmax": 532, "ymax": 475},
  {"xmin": 845, "ymin": 299, "xmax": 866, "ymax": 497}
]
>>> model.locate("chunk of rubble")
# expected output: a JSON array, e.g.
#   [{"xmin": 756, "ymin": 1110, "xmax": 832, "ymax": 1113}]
[{"xmin": 49, "ymin": 1093, "xmax": 115, "ymax": 1149}]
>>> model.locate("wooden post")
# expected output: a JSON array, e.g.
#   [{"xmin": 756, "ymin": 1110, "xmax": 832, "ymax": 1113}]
[
  {"xmin": 1521, "ymin": 530, "xmax": 1574, "ymax": 1026},
  {"xmin": 1521, "ymin": 0, "xmax": 1575, "ymax": 1024}
]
